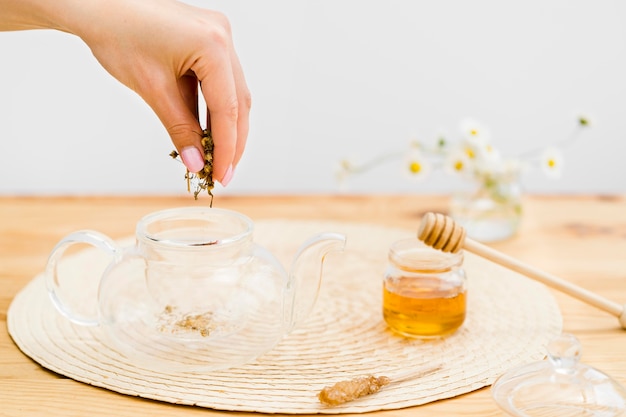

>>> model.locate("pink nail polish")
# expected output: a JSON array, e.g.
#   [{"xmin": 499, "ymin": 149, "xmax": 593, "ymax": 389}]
[
  {"xmin": 220, "ymin": 164, "xmax": 235, "ymax": 187},
  {"xmin": 180, "ymin": 147, "xmax": 205, "ymax": 173}
]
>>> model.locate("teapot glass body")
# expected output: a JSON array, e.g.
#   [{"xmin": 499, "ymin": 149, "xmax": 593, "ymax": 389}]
[{"xmin": 46, "ymin": 207, "xmax": 345, "ymax": 372}]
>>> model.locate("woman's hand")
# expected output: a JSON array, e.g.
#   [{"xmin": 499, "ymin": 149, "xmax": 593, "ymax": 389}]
[{"xmin": 1, "ymin": 0, "xmax": 250, "ymax": 185}]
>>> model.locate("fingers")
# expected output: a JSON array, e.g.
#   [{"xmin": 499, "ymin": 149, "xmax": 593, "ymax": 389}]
[
  {"xmin": 178, "ymin": 72, "xmax": 199, "ymax": 119},
  {"xmin": 193, "ymin": 26, "xmax": 250, "ymax": 185},
  {"xmin": 202, "ymin": 48, "xmax": 249, "ymax": 181},
  {"xmin": 229, "ymin": 48, "xmax": 251, "ymax": 168},
  {"xmin": 152, "ymin": 56, "xmax": 249, "ymax": 187},
  {"xmin": 174, "ymin": 74, "xmax": 207, "ymax": 173},
  {"xmin": 196, "ymin": 51, "xmax": 238, "ymax": 183}
]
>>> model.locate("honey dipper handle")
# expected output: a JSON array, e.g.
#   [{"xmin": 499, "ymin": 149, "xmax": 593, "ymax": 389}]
[
  {"xmin": 463, "ymin": 237, "xmax": 626, "ymax": 329},
  {"xmin": 417, "ymin": 212, "xmax": 626, "ymax": 329}
]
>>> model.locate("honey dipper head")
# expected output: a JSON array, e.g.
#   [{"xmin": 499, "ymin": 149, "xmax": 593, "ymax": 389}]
[{"xmin": 417, "ymin": 212, "xmax": 466, "ymax": 253}]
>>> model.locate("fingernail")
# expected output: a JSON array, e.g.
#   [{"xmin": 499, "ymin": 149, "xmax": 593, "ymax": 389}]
[
  {"xmin": 180, "ymin": 147, "xmax": 205, "ymax": 173},
  {"xmin": 220, "ymin": 164, "xmax": 235, "ymax": 187}
]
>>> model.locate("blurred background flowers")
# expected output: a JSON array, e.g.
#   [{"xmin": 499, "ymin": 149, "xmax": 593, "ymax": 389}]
[
  {"xmin": 338, "ymin": 116, "xmax": 589, "ymax": 186},
  {"xmin": 337, "ymin": 116, "xmax": 591, "ymax": 241}
]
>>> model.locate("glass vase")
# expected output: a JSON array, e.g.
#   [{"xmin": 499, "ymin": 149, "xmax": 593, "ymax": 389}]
[{"xmin": 449, "ymin": 171, "xmax": 523, "ymax": 242}]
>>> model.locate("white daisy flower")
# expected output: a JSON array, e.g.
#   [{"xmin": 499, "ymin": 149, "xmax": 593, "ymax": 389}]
[
  {"xmin": 459, "ymin": 118, "xmax": 491, "ymax": 146},
  {"xmin": 474, "ymin": 144, "xmax": 505, "ymax": 176},
  {"xmin": 540, "ymin": 147, "xmax": 564, "ymax": 179},
  {"xmin": 404, "ymin": 149, "xmax": 431, "ymax": 180},
  {"xmin": 444, "ymin": 148, "xmax": 473, "ymax": 178},
  {"xmin": 477, "ymin": 142, "xmax": 500, "ymax": 161}
]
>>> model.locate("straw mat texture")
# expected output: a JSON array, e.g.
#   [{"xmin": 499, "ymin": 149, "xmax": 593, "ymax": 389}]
[{"xmin": 8, "ymin": 220, "xmax": 562, "ymax": 413}]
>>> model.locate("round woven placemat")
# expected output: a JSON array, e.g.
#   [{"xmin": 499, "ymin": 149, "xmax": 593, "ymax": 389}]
[{"xmin": 8, "ymin": 220, "xmax": 562, "ymax": 414}]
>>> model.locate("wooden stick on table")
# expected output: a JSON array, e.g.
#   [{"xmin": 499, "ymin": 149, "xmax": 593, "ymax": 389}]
[{"xmin": 417, "ymin": 212, "xmax": 626, "ymax": 330}]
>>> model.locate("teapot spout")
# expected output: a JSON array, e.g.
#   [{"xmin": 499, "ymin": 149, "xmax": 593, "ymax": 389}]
[{"xmin": 285, "ymin": 232, "xmax": 346, "ymax": 331}]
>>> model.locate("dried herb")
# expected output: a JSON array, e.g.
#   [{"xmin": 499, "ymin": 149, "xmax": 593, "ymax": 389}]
[
  {"xmin": 317, "ymin": 365, "xmax": 441, "ymax": 406},
  {"xmin": 159, "ymin": 305, "xmax": 214, "ymax": 337},
  {"xmin": 318, "ymin": 375, "xmax": 391, "ymax": 406},
  {"xmin": 170, "ymin": 129, "xmax": 214, "ymax": 206}
]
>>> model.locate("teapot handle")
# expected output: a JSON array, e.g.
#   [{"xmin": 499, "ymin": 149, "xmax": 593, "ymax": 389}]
[{"xmin": 45, "ymin": 230, "xmax": 121, "ymax": 326}]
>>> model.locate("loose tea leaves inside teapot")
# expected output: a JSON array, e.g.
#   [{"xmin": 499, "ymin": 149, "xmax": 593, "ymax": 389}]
[{"xmin": 170, "ymin": 129, "xmax": 215, "ymax": 204}]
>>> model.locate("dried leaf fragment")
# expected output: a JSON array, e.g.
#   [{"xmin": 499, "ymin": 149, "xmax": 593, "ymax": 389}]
[
  {"xmin": 318, "ymin": 375, "xmax": 391, "ymax": 406},
  {"xmin": 174, "ymin": 313, "xmax": 214, "ymax": 337}
]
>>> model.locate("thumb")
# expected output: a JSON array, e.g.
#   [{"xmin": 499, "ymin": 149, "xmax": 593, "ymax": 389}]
[
  {"xmin": 168, "ymin": 124, "xmax": 206, "ymax": 174},
  {"xmin": 144, "ymin": 81, "xmax": 205, "ymax": 173}
]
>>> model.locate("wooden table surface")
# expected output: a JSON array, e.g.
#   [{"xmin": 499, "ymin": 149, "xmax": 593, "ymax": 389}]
[{"xmin": 1, "ymin": 195, "xmax": 625, "ymax": 416}]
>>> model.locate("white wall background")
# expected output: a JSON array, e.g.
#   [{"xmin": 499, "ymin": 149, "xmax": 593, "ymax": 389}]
[{"xmin": 1, "ymin": 0, "xmax": 625, "ymax": 196}]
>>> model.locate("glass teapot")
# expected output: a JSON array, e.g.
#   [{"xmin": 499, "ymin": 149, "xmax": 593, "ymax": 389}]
[{"xmin": 45, "ymin": 207, "xmax": 345, "ymax": 372}]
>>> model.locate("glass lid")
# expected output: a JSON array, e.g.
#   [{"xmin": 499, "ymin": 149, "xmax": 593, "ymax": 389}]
[{"xmin": 492, "ymin": 333, "xmax": 626, "ymax": 417}]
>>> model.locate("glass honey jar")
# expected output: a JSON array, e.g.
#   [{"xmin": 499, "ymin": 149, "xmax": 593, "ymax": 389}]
[{"xmin": 383, "ymin": 238, "xmax": 467, "ymax": 338}]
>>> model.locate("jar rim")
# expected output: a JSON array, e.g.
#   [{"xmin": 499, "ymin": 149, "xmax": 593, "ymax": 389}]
[{"xmin": 388, "ymin": 238, "xmax": 463, "ymax": 271}]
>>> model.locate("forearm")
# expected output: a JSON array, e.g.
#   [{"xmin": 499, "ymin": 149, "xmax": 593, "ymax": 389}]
[{"xmin": 0, "ymin": 0, "xmax": 92, "ymax": 34}]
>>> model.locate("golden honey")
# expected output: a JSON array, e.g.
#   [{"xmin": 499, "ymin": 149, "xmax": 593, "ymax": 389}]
[
  {"xmin": 383, "ymin": 239, "xmax": 467, "ymax": 338},
  {"xmin": 383, "ymin": 276, "xmax": 466, "ymax": 337}
]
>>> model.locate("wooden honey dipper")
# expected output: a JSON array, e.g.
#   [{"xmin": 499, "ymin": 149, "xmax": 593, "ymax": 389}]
[{"xmin": 418, "ymin": 212, "xmax": 626, "ymax": 330}]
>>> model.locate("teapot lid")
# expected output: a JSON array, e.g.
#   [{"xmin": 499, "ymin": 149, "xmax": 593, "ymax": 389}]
[{"xmin": 491, "ymin": 333, "xmax": 626, "ymax": 416}]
